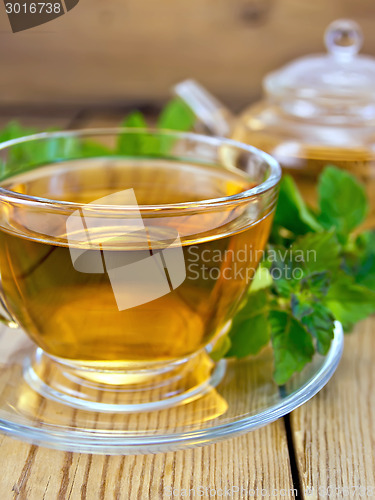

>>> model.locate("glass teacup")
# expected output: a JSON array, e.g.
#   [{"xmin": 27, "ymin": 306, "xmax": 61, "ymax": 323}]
[{"xmin": 0, "ymin": 129, "xmax": 280, "ymax": 411}]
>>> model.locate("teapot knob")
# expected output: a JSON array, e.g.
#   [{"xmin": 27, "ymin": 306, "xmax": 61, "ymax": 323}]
[{"xmin": 324, "ymin": 19, "xmax": 363, "ymax": 62}]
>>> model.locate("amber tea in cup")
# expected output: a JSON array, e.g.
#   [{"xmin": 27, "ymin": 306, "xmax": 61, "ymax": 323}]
[{"xmin": 0, "ymin": 130, "xmax": 280, "ymax": 411}]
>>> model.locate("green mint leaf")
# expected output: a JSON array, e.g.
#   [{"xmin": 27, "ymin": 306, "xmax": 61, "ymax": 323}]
[
  {"xmin": 226, "ymin": 289, "xmax": 270, "ymax": 358},
  {"xmin": 80, "ymin": 140, "xmax": 112, "ymax": 157},
  {"xmin": 117, "ymin": 112, "xmax": 149, "ymax": 155},
  {"xmin": 317, "ymin": 166, "xmax": 368, "ymax": 239},
  {"xmin": 270, "ymin": 310, "xmax": 314, "ymax": 385},
  {"xmin": 273, "ymin": 175, "xmax": 322, "ymax": 236},
  {"xmin": 0, "ymin": 122, "xmax": 36, "ymax": 177},
  {"xmin": 249, "ymin": 265, "xmax": 273, "ymax": 293},
  {"xmin": 299, "ymin": 271, "xmax": 331, "ymax": 299},
  {"xmin": 292, "ymin": 297, "xmax": 335, "ymax": 355},
  {"xmin": 117, "ymin": 112, "xmax": 160, "ymax": 156},
  {"xmin": 267, "ymin": 247, "xmax": 295, "ymax": 297},
  {"xmin": 324, "ymin": 274, "xmax": 375, "ymax": 330},
  {"xmin": 0, "ymin": 121, "xmax": 36, "ymax": 142},
  {"xmin": 157, "ymin": 98, "xmax": 196, "ymax": 131},
  {"xmin": 267, "ymin": 231, "xmax": 339, "ymax": 298},
  {"xmin": 292, "ymin": 231, "xmax": 341, "ymax": 275},
  {"xmin": 156, "ymin": 98, "xmax": 196, "ymax": 154},
  {"xmin": 122, "ymin": 111, "xmax": 148, "ymax": 129},
  {"xmin": 0, "ymin": 122, "xmax": 83, "ymax": 180},
  {"xmin": 345, "ymin": 230, "xmax": 375, "ymax": 291}
]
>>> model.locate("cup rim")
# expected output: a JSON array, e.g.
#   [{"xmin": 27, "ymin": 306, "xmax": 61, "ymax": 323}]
[{"xmin": 0, "ymin": 128, "xmax": 281, "ymax": 213}]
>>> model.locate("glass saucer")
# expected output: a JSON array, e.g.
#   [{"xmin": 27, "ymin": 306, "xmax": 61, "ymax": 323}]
[{"xmin": 0, "ymin": 322, "xmax": 343, "ymax": 455}]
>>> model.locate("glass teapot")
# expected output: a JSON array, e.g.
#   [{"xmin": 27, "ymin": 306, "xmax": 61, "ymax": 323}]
[{"xmin": 174, "ymin": 19, "xmax": 375, "ymax": 221}]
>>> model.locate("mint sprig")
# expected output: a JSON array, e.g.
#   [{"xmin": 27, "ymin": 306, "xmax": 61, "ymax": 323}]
[
  {"xmin": 317, "ymin": 166, "xmax": 368, "ymax": 242},
  {"xmin": 219, "ymin": 167, "xmax": 375, "ymax": 384}
]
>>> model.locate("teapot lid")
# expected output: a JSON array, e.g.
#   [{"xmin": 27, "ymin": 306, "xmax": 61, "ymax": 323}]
[{"xmin": 264, "ymin": 19, "xmax": 375, "ymax": 104}]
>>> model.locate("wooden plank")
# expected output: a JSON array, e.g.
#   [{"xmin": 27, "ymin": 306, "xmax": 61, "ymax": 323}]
[
  {"xmin": 291, "ymin": 317, "xmax": 375, "ymax": 499},
  {"xmin": 1, "ymin": 1, "xmax": 375, "ymax": 108},
  {"xmin": 0, "ymin": 113, "xmax": 75, "ymax": 131},
  {"xmin": 0, "ymin": 423, "xmax": 293, "ymax": 499}
]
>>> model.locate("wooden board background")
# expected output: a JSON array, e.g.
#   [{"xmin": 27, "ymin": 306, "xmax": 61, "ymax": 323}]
[{"xmin": 1, "ymin": 0, "xmax": 375, "ymax": 109}]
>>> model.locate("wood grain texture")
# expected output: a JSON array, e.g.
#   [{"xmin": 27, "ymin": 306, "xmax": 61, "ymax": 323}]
[
  {"xmin": 1, "ymin": 1, "xmax": 375, "ymax": 108},
  {"xmin": 0, "ymin": 114, "xmax": 74, "ymax": 131},
  {"xmin": 291, "ymin": 318, "xmax": 375, "ymax": 500},
  {"xmin": 0, "ymin": 423, "xmax": 293, "ymax": 499}
]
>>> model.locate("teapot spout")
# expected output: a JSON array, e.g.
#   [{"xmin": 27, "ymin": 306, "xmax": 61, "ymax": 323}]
[{"xmin": 173, "ymin": 79, "xmax": 234, "ymax": 137}]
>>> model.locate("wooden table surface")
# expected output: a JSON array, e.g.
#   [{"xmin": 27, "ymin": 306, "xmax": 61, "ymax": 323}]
[{"xmin": 0, "ymin": 109, "xmax": 373, "ymax": 500}]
